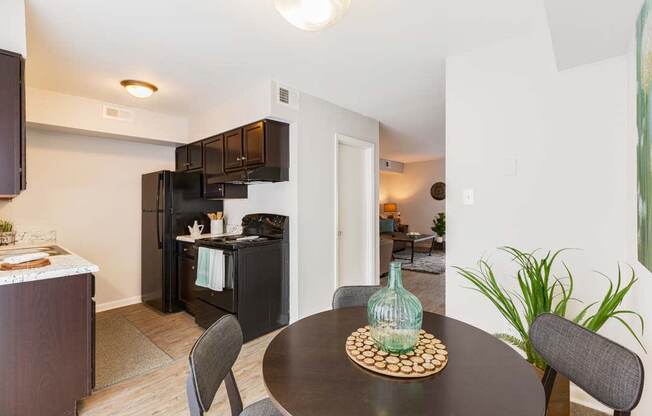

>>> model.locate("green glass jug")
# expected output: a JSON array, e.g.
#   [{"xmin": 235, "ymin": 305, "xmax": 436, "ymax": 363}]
[{"xmin": 367, "ymin": 261, "xmax": 423, "ymax": 354}]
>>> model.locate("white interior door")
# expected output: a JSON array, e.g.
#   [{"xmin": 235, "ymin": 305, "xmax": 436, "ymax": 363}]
[{"xmin": 337, "ymin": 140, "xmax": 373, "ymax": 287}]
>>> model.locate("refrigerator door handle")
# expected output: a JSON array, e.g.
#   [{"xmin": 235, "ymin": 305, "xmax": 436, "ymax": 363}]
[{"xmin": 156, "ymin": 173, "xmax": 163, "ymax": 249}]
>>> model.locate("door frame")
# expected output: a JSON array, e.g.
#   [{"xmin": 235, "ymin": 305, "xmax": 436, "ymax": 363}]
[{"xmin": 334, "ymin": 134, "xmax": 377, "ymax": 289}]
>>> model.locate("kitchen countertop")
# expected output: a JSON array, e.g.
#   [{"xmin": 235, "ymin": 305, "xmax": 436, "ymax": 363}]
[
  {"xmin": 176, "ymin": 232, "xmax": 236, "ymax": 243},
  {"xmin": 0, "ymin": 243, "xmax": 99, "ymax": 286}
]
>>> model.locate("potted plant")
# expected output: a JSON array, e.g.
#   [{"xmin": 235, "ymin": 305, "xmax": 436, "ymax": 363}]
[
  {"xmin": 0, "ymin": 219, "xmax": 15, "ymax": 246},
  {"xmin": 455, "ymin": 247, "xmax": 645, "ymax": 416},
  {"xmin": 431, "ymin": 213, "xmax": 445, "ymax": 243}
]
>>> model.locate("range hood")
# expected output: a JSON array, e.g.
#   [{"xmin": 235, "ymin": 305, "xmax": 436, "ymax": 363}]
[{"xmin": 222, "ymin": 166, "xmax": 289, "ymax": 185}]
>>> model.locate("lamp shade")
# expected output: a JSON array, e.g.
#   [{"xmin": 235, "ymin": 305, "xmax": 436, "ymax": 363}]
[{"xmin": 383, "ymin": 203, "xmax": 398, "ymax": 213}]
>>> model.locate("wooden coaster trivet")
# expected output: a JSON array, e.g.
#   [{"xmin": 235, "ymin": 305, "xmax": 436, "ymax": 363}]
[
  {"xmin": 1, "ymin": 258, "xmax": 51, "ymax": 270},
  {"xmin": 345, "ymin": 326, "xmax": 448, "ymax": 378}
]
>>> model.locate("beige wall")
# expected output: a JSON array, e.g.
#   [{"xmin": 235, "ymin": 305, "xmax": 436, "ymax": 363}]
[
  {"xmin": 380, "ymin": 159, "xmax": 445, "ymax": 235},
  {"xmin": 27, "ymin": 88, "xmax": 189, "ymax": 144},
  {"xmin": 0, "ymin": 128, "xmax": 174, "ymax": 309}
]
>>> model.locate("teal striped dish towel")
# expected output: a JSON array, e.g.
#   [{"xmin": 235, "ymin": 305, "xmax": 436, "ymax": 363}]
[{"xmin": 196, "ymin": 247, "xmax": 224, "ymax": 291}]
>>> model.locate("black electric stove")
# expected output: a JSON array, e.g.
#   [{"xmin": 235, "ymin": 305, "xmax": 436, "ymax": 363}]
[
  {"xmin": 198, "ymin": 213, "xmax": 288, "ymax": 250},
  {"xmin": 193, "ymin": 213, "xmax": 289, "ymax": 341}
]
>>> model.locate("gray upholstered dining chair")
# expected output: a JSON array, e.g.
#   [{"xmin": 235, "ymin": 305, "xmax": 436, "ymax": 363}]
[
  {"xmin": 186, "ymin": 315, "xmax": 282, "ymax": 416},
  {"xmin": 332, "ymin": 285, "xmax": 381, "ymax": 309},
  {"xmin": 530, "ymin": 313, "xmax": 645, "ymax": 416}
]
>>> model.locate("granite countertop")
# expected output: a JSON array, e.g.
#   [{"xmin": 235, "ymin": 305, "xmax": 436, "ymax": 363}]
[
  {"xmin": 0, "ymin": 243, "xmax": 99, "ymax": 286},
  {"xmin": 176, "ymin": 232, "xmax": 236, "ymax": 243}
]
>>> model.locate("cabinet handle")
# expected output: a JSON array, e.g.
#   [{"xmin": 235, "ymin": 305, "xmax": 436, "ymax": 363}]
[
  {"xmin": 241, "ymin": 156, "xmax": 247, "ymax": 161},
  {"xmin": 191, "ymin": 266, "xmax": 195, "ymax": 270},
  {"xmin": 183, "ymin": 247, "xmax": 188, "ymax": 252},
  {"xmin": 236, "ymin": 157, "xmax": 241, "ymax": 161}
]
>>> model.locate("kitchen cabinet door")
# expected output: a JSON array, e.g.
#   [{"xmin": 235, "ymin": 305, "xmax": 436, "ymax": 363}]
[
  {"xmin": 178, "ymin": 254, "xmax": 197, "ymax": 314},
  {"xmin": 187, "ymin": 140, "xmax": 203, "ymax": 171},
  {"xmin": 0, "ymin": 49, "xmax": 25, "ymax": 198},
  {"xmin": 243, "ymin": 121, "xmax": 265, "ymax": 166},
  {"xmin": 175, "ymin": 146, "xmax": 188, "ymax": 171},
  {"xmin": 203, "ymin": 135, "xmax": 224, "ymax": 183},
  {"xmin": 224, "ymin": 128, "xmax": 244, "ymax": 171}
]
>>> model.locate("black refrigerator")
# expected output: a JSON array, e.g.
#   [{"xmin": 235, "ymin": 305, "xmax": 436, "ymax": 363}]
[{"xmin": 141, "ymin": 171, "xmax": 223, "ymax": 313}]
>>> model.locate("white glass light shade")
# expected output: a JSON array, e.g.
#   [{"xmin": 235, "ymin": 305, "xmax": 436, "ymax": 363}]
[{"xmin": 274, "ymin": 0, "xmax": 351, "ymax": 31}]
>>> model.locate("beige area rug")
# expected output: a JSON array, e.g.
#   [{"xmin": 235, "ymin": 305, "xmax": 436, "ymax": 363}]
[{"xmin": 95, "ymin": 316, "xmax": 174, "ymax": 390}]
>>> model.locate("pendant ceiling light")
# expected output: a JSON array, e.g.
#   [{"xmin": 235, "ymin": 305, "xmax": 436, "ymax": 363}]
[{"xmin": 274, "ymin": 0, "xmax": 351, "ymax": 31}]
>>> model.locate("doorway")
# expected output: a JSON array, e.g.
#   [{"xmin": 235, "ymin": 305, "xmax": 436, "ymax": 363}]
[{"xmin": 335, "ymin": 134, "xmax": 376, "ymax": 288}]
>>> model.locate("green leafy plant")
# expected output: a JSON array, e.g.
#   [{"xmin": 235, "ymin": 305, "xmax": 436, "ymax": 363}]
[
  {"xmin": 431, "ymin": 213, "xmax": 445, "ymax": 237},
  {"xmin": 455, "ymin": 247, "xmax": 645, "ymax": 369},
  {"xmin": 0, "ymin": 219, "xmax": 13, "ymax": 233}
]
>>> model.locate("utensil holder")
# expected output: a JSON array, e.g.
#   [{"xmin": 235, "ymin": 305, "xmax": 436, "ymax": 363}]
[
  {"xmin": 211, "ymin": 219, "xmax": 224, "ymax": 235},
  {"xmin": 0, "ymin": 231, "xmax": 16, "ymax": 246}
]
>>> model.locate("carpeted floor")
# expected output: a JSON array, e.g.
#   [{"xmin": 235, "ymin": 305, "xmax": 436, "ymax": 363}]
[
  {"xmin": 95, "ymin": 315, "xmax": 173, "ymax": 389},
  {"xmin": 392, "ymin": 249, "xmax": 445, "ymax": 274},
  {"xmin": 381, "ymin": 270, "xmax": 445, "ymax": 315}
]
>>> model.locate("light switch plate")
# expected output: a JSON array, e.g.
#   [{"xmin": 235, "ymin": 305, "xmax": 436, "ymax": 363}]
[{"xmin": 463, "ymin": 189, "xmax": 474, "ymax": 205}]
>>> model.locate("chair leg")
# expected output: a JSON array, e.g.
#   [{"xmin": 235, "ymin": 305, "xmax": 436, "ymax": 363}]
[
  {"xmin": 224, "ymin": 370, "xmax": 243, "ymax": 416},
  {"xmin": 541, "ymin": 366, "xmax": 557, "ymax": 415}
]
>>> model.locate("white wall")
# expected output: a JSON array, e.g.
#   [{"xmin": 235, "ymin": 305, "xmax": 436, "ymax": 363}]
[
  {"xmin": 446, "ymin": 6, "xmax": 648, "ymax": 413},
  {"xmin": 27, "ymin": 88, "xmax": 188, "ymax": 145},
  {"xmin": 189, "ymin": 81, "xmax": 380, "ymax": 321},
  {"xmin": 0, "ymin": 0, "xmax": 26, "ymax": 56},
  {"xmin": 380, "ymin": 159, "xmax": 445, "ymax": 235},
  {"xmin": 0, "ymin": 129, "xmax": 174, "ymax": 310},
  {"xmin": 270, "ymin": 86, "xmax": 380, "ymax": 319}
]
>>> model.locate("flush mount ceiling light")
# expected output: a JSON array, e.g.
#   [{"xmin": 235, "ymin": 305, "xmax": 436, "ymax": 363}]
[
  {"xmin": 120, "ymin": 80, "xmax": 158, "ymax": 98},
  {"xmin": 274, "ymin": 0, "xmax": 351, "ymax": 31}
]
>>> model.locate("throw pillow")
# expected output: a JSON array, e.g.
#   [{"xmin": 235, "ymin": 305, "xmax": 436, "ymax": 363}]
[{"xmin": 379, "ymin": 218, "xmax": 395, "ymax": 234}]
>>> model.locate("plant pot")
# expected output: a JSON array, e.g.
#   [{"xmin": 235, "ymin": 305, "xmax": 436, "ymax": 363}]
[
  {"xmin": 0, "ymin": 231, "xmax": 16, "ymax": 246},
  {"xmin": 435, "ymin": 236, "xmax": 444, "ymax": 243},
  {"xmin": 534, "ymin": 366, "xmax": 569, "ymax": 416}
]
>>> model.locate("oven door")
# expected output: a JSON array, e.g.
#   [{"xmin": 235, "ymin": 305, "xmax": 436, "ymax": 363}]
[{"xmin": 196, "ymin": 249, "xmax": 237, "ymax": 313}]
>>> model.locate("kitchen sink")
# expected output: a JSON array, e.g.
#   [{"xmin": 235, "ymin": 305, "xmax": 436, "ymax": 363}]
[{"xmin": 0, "ymin": 245, "xmax": 69, "ymax": 261}]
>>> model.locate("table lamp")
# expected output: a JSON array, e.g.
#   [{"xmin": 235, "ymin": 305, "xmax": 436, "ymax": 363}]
[{"xmin": 384, "ymin": 203, "xmax": 398, "ymax": 219}]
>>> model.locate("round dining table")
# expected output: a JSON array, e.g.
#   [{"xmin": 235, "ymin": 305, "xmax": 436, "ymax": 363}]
[{"xmin": 262, "ymin": 308, "xmax": 545, "ymax": 416}]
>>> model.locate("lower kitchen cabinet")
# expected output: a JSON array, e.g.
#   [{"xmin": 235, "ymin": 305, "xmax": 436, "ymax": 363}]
[
  {"xmin": 177, "ymin": 242, "xmax": 198, "ymax": 314},
  {"xmin": 0, "ymin": 273, "xmax": 95, "ymax": 416}
]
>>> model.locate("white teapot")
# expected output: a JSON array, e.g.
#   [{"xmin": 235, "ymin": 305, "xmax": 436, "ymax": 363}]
[{"xmin": 188, "ymin": 220, "xmax": 204, "ymax": 237}]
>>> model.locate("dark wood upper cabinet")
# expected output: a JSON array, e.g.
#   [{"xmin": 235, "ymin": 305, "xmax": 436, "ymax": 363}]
[
  {"xmin": 187, "ymin": 141, "xmax": 203, "ymax": 170},
  {"xmin": 243, "ymin": 121, "xmax": 265, "ymax": 166},
  {"xmin": 203, "ymin": 135, "xmax": 225, "ymax": 180},
  {"xmin": 175, "ymin": 146, "xmax": 188, "ymax": 171},
  {"xmin": 224, "ymin": 128, "xmax": 244, "ymax": 171},
  {"xmin": 174, "ymin": 118, "xmax": 288, "ymax": 195},
  {"xmin": 0, "ymin": 49, "xmax": 25, "ymax": 198},
  {"xmin": 203, "ymin": 135, "xmax": 248, "ymax": 199},
  {"xmin": 175, "ymin": 141, "xmax": 203, "ymax": 172}
]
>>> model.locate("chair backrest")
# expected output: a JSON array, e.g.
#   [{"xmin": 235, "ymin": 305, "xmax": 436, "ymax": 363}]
[
  {"xmin": 530, "ymin": 313, "xmax": 644, "ymax": 414},
  {"xmin": 332, "ymin": 285, "xmax": 381, "ymax": 309},
  {"xmin": 187, "ymin": 314, "xmax": 244, "ymax": 416}
]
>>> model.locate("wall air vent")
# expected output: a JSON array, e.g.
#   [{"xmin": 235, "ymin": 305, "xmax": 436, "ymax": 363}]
[
  {"xmin": 103, "ymin": 104, "xmax": 134, "ymax": 121},
  {"xmin": 275, "ymin": 82, "xmax": 300, "ymax": 110}
]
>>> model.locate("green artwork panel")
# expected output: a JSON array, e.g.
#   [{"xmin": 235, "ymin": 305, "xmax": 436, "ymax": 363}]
[{"xmin": 638, "ymin": 0, "xmax": 652, "ymax": 271}]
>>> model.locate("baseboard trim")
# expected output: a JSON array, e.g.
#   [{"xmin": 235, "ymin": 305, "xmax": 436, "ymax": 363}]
[{"xmin": 96, "ymin": 296, "xmax": 142, "ymax": 312}]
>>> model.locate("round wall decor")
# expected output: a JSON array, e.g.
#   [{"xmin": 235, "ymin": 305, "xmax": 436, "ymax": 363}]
[{"xmin": 431, "ymin": 182, "xmax": 445, "ymax": 200}]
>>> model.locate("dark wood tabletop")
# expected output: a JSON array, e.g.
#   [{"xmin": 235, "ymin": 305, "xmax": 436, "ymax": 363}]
[
  {"xmin": 390, "ymin": 232, "xmax": 436, "ymax": 243},
  {"xmin": 263, "ymin": 308, "xmax": 545, "ymax": 416}
]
